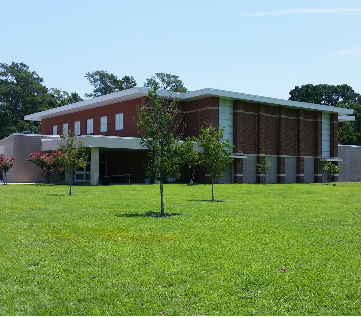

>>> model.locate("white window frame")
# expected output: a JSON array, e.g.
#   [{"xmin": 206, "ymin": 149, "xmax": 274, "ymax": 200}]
[
  {"xmin": 100, "ymin": 116, "xmax": 107, "ymax": 133},
  {"xmin": 74, "ymin": 121, "xmax": 80, "ymax": 135},
  {"xmin": 115, "ymin": 113, "xmax": 123, "ymax": 130},
  {"xmin": 62, "ymin": 123, "xmax": 68, "ymax": 135},
  {"xmin": 52, "ymin": 125, "xmax": 58, "ymax": 135},
  {"xmin": 87, "ymin": 118, "xmax": 93, "ymax": 134}
]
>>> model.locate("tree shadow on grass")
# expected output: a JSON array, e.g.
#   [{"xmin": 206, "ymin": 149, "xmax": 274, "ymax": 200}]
[
  {"xmin": 187, "ymin": 199, "xmax": 225, "ymax": 202},
  {"xmin": 115, "ymin": 211, "xmax": 182, "ymax": 218}
]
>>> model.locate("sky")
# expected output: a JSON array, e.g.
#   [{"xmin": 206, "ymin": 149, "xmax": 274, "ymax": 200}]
[{"xmin": 1, "ymin": 0, "xmax": 361, "ymax": 100}]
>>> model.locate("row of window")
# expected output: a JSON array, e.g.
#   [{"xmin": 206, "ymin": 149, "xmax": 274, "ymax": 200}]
[{"xmin": 52, "ymin": 113, "xmax": 123, "ymax": 135}]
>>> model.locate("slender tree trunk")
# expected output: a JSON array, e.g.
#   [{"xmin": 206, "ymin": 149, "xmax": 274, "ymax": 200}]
[
  {"xmin": 189, "ymin": 167, "xmax": 195, "ymax": 186},
  {"xmin": 160, "ymin": 180, "xmax": 164, "ymax": 216},
  {"xmin": 211, "ymin": 179, "xmax": 214, "ymax": 201},
  {"xmin": 159, "ymin": 146, "xmax": 165, "ymax": 216},
  {"xmin": 69, "ymin": 169, "xmax": 73, "ymax": 195}
]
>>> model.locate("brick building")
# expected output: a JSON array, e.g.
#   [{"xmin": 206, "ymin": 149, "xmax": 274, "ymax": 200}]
[{"xmin": 0, "ymin": 87, "xmax": 354, "ymax": 184}]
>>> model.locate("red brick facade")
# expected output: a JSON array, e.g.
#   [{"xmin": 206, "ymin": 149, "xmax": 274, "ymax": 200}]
[
  {"xmin": 33, "ymin": 92, "xmax": 341, "ymax": 184},
  {"xmin": 181, "ymin": 97, "xmax": 219, "ymax": 138},
  {"xmin": 231, "ymin": 101, "xmax": 338, "ymax": 184},
  {"xmin": 41, "ymin": 97, "xmax": 145, "ymax": 137}
]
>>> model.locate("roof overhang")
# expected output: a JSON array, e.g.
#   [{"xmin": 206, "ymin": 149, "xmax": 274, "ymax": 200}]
[
  {"xmin": 26, "ymin": 87, "xmax": 151, "ymax": 121},
  {"xmin": 25, "ymin": 87, "xmax": 354, "ymax": 122},
  {"xmin": 338, "ymin": 115, "xmax": 355, "ymax": 122},
  {"xmin": 180, "ymin": 88, "xmax": 354, "ymax": 116},
  {"xmin": 319, "ymin": 157, "xmax": 343, "ymax": 162}
]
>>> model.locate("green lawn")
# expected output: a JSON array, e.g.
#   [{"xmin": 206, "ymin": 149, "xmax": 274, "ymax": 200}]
[{"xmin": 1, "ymin": 183, "xmax": 361, "ymax": 315}]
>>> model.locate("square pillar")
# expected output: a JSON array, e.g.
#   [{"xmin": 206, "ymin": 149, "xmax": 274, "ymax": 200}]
[{"xmin": 90, "ymin": 147, "xmax": 99, "ymax": 186}]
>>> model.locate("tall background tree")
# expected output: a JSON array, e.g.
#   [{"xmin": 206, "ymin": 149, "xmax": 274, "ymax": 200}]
[
  {"xmin": 49, "ymin": 88, "xmax": 83, "ymax": 106},
  {"xmin": 85, "ymin": 70, "xmax": 137, "ymax": 98},
  {"xmin": 289, "ymin": 84, "xmax": 361, "ymax": 145},
  {"xmin": 0, "ymin": 62, "xmax": 82, "ymax": 140},
  {"xmin": 0, "ymin": 62, "xmax": 54, "ymax": 139},
  {"xmin": 144, "ymin": 73, "xmax": 187, "ymax": 93},
  {"xmin": 137, "ymin": 85, "xmax": 185, "ymax": 216},
  {"xmin": 289, "ymin": 84, "xmax": 360, "ymax": 106}
]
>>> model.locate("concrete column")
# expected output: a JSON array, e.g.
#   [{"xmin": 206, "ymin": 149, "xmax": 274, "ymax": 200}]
[
  {"xmin": 65, "ymin": 173, "xmax": 71, "ymax": 184},
  {"xmin": 90, "ymin": 147, "xmax": 99, "ymax": 186}
]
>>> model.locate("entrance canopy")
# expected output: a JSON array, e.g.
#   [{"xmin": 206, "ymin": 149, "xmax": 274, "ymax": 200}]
[
  {"xmin": 41, "ymin": 135, "xmax": 144, "ymax": 151},
  {"xmin": 41, "ymin": 135, "xmax": 203, "ymax": 152}
]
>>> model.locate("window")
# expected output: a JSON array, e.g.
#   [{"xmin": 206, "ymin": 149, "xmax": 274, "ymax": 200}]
[
  {"xmin": 63, "ymin": 123, "xmax": 68, "ymax": 135},
  {"xmin": 100, "ymin": 116, "xmax": 107, "ymax": 132},
  {"xmin": 74, "ymin": 121, "xmax": 80, "ymax": 135},
  {"xmin": 115, "ymin": 113, "xmax": 123, "ymax": 130},
  {"xmin": 87, "ymin": 118, "xmax": 93, "ymax": 134},
  {"xmin": 52, "ymin": 125, "xmax": 58, "ymax": 135}
]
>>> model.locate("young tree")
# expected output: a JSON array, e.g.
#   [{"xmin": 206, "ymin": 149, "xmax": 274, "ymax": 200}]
[
  {"xmin": 137, "ymin": 85, "xmax": 185, "ymax": 216},
  {"xmin": 182, "ymin": 137, "xmax": 201, "ymax": 185},
  {"xmin": 58, "ymin": 134, "xmax": 88, "ymax": 195},
  {"xmin": 85, "ymin": 70, "xmax": 137, "ymax": 98},
  {"xmin": 144, "ymin": 73, "xmax": 187, "ymax": 93},
  {"xmin": 27, "ymin": 149, "xmax": 63, "ymax": 183},
  {"xmin": 0, "ymin": 155, "xmax": 15, "ymax": 185},
  {"xmin": 323, "ymin": 162, "xmax": 340, "ymax": 183},
  {"xmin": 198, "ymin": 125, "xmax": 233, "ymax": 201},
  {"xmin": 257, "ymin": 155, "xmax": 271, "ymax": 185}
]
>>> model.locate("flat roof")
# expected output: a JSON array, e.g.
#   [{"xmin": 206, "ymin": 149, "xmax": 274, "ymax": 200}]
[{"xmin": 25, "ymin": 86, "xmax": 354, "ymax": 121}]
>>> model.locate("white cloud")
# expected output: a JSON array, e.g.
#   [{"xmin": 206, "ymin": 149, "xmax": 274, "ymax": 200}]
[
  {"xmin": 244, "ymin": 8, "xmax": 361, "ymax": 17},
  {"xmin": 338, "ymin": 46, "xmax": 361, "ymax": 57}
]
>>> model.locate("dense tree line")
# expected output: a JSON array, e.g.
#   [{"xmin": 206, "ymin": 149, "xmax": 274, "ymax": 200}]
[{"xmin": 289, "ymin": 84, "xmax": 361, "ymax": 145}]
